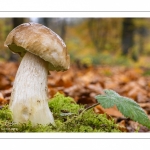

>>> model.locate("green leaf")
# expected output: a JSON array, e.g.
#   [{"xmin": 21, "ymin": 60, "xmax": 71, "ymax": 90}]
[{"xmin": 95, "ymin": 89, "xmax": 150, "ymax": 129}]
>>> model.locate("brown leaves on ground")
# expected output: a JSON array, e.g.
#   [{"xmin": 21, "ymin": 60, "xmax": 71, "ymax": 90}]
[
  {"xmin": 0, "ymin": 62, "xmax": 18, "ymax": 105},
  {"xmin": 1, "ymin": 61, "xmax": 150, "ymax": 132}
]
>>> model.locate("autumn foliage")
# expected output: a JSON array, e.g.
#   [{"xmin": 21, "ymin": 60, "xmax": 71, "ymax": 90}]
[
  {"xmin": 1, "ymin": 18, "xmax": 150, "ymax": 132},
  {"xmin": 0, "ymin": 61, "xmax": 150, "ymax": 132}
]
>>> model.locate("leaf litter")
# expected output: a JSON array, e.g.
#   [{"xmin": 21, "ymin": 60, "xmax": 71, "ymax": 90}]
[{"xmin": 1, "ymin": 61, "xmax": 150, "ymax": 132}]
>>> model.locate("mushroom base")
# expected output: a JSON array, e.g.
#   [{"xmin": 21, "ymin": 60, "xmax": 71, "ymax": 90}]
[{"xmin": 9, "ymin": 52, "xmax": 55, "ymax": 125}]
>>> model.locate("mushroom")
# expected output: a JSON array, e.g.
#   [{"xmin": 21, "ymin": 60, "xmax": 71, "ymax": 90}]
[{"xmin": 4, "ymin": 22, "xmax": 70, "ymax": 125}]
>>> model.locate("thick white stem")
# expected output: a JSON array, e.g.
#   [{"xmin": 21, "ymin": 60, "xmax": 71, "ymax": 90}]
[{"xmin": 9, "ymin": 52, "xmax": 55, "ymax": 125}]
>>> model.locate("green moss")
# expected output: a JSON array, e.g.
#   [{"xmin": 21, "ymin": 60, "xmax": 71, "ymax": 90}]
[{"xmin": 0, "ymin": 93, "xmax": 121, "ymax": 132}]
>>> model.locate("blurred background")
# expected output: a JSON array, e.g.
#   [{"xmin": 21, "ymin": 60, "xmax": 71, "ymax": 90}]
[
  {"xmin": 1, "ymin": 18, "xmax": 150, "ymax": 132},
  {"xmin": 1, "ymin": 18, "xmax": 150, "ymax": 68}
]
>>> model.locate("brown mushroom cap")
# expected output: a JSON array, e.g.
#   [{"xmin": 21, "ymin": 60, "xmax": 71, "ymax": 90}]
[{"xmin": 4, "ymin": 22, "xmax": 70, "ymax": 71}]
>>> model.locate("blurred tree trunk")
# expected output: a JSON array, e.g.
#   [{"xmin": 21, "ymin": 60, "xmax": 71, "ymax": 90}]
[
  {"xmin": 121, "ymin": 18, "xmax": 134, "ymax": 56},
  {"xmin": 12, "ymin": 18, "xmax": 24, "ymax": 28},
  {"xmin": 138, "ymin": 26, "xmax": 147, "ymax": 53},
  {"xmin": 88, "ymin": 18, "xmax": 103, "ymax": 51},
  {"xmin": 60, "ymin": 19, "xmax": 66, "ymax": 40},
  {"xmin": 9, "ymin": 18, "xmax": 25, "ymax": 62},
  {"xmin": 42, "ymin": 18, "xmax": 49, "ymax": 26},
  {"xmin": 88, "ymin": 18, "xmax": 121, "ymax": 52},
  {"xmin": 39, "ymin": 18, "xmax": 50, "ymax": 26}
]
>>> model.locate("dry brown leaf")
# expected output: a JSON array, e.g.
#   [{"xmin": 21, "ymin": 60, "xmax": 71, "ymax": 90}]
[
  {"xmin": 118, "ymin": 120, "xmax": 128, "ymax": 132},
  {"xmin": 94, "ymin": 105, "xmax": 123, "ymax": 118},
  {"xmin": 0, "ymin": 92, "xmax": 8, "ymax": 106},
  {"xmin": 1, "ymin": 62, "xmax": 150, "ymax": 132}
]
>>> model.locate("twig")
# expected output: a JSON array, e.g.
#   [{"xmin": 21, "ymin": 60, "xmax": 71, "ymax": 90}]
[{"xmin": 79, "ymin": 102, "xmax": 100, "ymax": 115}]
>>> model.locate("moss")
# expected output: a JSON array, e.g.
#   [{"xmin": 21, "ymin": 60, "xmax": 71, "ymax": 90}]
[{"xmin": 0, "ymin": 93, "xmax": 121, "ymax": 132}]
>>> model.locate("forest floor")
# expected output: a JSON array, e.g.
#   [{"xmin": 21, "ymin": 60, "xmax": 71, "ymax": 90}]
[{"xmin": 1, "ymin": 61, "xmax": 150, "ymax": 132}]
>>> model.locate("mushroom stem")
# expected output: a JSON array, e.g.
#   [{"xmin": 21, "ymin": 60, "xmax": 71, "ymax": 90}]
[{"xmin": 9, "ymin": 51, "xmax": 55, "ymax": 125}]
